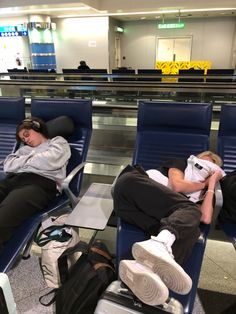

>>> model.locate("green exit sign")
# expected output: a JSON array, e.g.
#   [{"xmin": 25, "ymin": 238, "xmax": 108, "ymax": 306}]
[{"xmin": 158, "ymin": 22, "xmax": 185, "ymax": 29}]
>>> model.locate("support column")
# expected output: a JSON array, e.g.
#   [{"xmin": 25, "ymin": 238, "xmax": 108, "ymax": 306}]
[{"xmin": 28, "ymin": 15, "xmax": 56, "ymax": 70}]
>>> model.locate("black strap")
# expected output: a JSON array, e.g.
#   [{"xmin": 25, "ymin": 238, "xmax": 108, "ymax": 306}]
[
  {"xmin": 39, "ymin": 289, "xmax": 57, "ymax": 306},
  {"xmin": 58, "ymin": 241, "xmax": 89, "ymax": 284}
]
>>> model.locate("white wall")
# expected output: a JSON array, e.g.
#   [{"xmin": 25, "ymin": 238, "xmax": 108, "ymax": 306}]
[
  {"xmin": 53, "ymin": 17, "xmax": 109, "ymax": 72},
  {"xmin": 120, "ymin": 17, "xmax": 236, "ymax": 69},
  {"xmin": 0, "ymin": 17, "xmax": 31, "ymax": 71}
]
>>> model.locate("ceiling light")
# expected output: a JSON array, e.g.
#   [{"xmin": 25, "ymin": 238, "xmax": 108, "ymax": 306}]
[
  {"xmin": 0, "ymin": 6, "xmax": 91, "ymax": 15},
  {"xmin": 57, "ymin": 7, "xmax": 236, "ymax": 19}
]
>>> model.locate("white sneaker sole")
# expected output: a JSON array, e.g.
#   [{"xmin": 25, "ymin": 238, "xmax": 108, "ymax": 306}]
[
  {"xmin": 119, "ymin": 260, "xmax": 169, "ymax": 306},
  {"xmin": 132, "ymin": 242, "xmax": 192, "ymax": 295}
]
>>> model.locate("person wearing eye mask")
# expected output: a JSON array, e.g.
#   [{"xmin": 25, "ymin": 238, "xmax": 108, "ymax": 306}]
[{"xmin": 0, "ymin": 117, "xmax": 71, "ymax": 253}]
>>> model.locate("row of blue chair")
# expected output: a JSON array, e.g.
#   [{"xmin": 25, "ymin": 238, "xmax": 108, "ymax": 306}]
[{"xmin": 0, "ymin": 97, "xmax": 235, "ymax": 313}]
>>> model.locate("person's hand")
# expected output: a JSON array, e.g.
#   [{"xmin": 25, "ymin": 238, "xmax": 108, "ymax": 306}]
[{"xmin": 207, "ymin": 170, "xmax": 223, "ymax": 188}]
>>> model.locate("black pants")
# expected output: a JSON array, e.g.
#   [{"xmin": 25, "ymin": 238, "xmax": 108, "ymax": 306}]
[
  {"xmin": 0, "ymin": 173, "xmax": 57, "ymax": 253},
  {"xmin": 113, "ymin": 166, "xmax": 202, "ymax": 264}
]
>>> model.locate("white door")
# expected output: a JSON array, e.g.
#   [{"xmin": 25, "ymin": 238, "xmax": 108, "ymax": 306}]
[{"xmin": 156, "ymin": 37, "xmax": 192, "ymax": 61}]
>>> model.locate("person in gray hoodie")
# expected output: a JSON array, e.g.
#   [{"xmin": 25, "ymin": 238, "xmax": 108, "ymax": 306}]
[{"xmin": 0, "ymin": 117, "xmax": 71, "ymax": 253}]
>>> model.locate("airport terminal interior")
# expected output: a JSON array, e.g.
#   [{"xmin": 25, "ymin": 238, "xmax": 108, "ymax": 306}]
[{"xmin": 0, "ymin": 1, "xmax": 236, "ymax": 313}]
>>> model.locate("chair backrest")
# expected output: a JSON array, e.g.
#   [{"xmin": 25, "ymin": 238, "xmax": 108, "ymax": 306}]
[
  {"xmin": 133, "ymin": 101, "xmax": 212, "ymax": 170},
  {"xmin": 112, "ymin": 69, "xmax": 136, "ymax": 81},
  {"xmin": 217, "ymin": 103, "xmax": 236, "ymax": 174},
  {"xmin": 178, "ymin": 69, "xmax": 205, "ymax": 82},
  {"xmin": 206, "ymin": 69, "xmax": 234, "ymax": 82},
  {"xmin": 31, "ymin": 98, "xmax": 92, "ymax": 195},
  {"xmin": 0, "ymin": 97, "xmax": 25, "ymax": 174},
  {"xmin": 62, "ymin": 68, "xmax": 81, "ymax": 80},
  {"xmin": 137, "ymin": 69, "xmax": 162, "ymax": 81},
  {"xmin": 28, "ymin": 69, "xmax": 56, "ymax": 80},
  {"xmin": 7, "ymin": 68, "xmax": 28, "ymax": 80},
  {"xmin": 89, "ymin": 69, "xmax": 108, "ymax": 81}
]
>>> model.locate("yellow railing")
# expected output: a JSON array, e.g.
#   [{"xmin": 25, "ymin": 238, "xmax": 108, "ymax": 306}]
[{"xmin": 156, "ymin": 61, "xmax": 211, "ymax": 75}]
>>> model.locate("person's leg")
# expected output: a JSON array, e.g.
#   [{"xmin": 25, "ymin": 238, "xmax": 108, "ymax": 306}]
[
  {"xmin": 114, "ymin": 168, "xmax": 201, "ymax": 298},
  {"xmin": 114, "ymin": 168, "xmax": 201, "ymax": 262},
  {"xmin": 114, "ymin": 168, "xmax": 193, "ymax": 234},
  {"xmin": 0, "ymin": 177, "xmax": 11, "ymax": 203},
  {"xmin": 130, "ymin": 201, "xmax": 201, "ymax": 294},
  {"xmin": 0, "ymin": 176, "xmax": 57, "ymax": 252}
]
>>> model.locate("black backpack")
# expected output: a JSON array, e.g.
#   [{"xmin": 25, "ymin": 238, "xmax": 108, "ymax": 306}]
[{"xmin": 40, "ymin": 240, "xmax": 116, "ymax": 314}]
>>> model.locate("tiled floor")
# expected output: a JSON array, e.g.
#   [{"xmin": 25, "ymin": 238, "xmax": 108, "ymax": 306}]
[{"xmin": 6, "ymin": 226, "xmax": 236, "ymax": 314}]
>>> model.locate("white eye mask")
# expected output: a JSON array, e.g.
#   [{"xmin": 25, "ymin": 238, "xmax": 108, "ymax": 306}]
[
  {"xmin": 184, "ymin": 155, "xmax": 226, "ymax": 203},
  {"xmin": 186, "ymin": 155, "xmax": 225, "ymax": 181}
]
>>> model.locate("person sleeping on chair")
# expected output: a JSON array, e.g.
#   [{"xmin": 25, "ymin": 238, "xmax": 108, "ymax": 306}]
[
  {"xmin": 113, "ymin": 151, "xmax": 225, "ymax": 306},
  {"xmin": 0, "ymin": 117, "xmax": 71, "ymax": 254}
]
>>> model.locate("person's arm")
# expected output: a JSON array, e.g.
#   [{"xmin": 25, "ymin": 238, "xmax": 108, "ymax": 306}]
[
  {"xmin": 4, "ymin": 137, "xmax": 71, "ymax": 173},
  {"xmin": 199, "ymin": 170, "xmax": 223, "ymax": 224},
  {"xmin": 21, "ymin": 137, "xmax": 71, "ymax": 172},
  {"xmin": 168, "ymin": 168, "xmax": 207, "ymax": 193},
  {"xmin": 3, "ymin": 146, "xmax": 34, "ymax": 173}
]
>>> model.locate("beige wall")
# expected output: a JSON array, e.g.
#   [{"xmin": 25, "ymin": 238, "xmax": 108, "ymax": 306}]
[{"xmin": 53, "ymin": 17, "xmax": 109, "ymax": 72}]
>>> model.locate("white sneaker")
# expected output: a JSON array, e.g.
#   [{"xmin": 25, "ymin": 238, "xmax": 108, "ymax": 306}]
[
  {"xmin": 132, "ymin": 239, "xmax": 192, "ymax": 295},
  {"xmin": 119, "ymin": 260, "xmax": 169, "ymax": 306}
]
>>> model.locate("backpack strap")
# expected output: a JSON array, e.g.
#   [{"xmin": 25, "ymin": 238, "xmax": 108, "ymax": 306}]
[
  {"xmin": 58, "ymin": 241, "xmax": 89, "ymax": 284},
  {"xmin": 90, "ymin": 246, "xmax": 113, "ymax": 261},
  {"xmin": 93, "ymin": 262, "xmax": 115, "ymax": 272}
]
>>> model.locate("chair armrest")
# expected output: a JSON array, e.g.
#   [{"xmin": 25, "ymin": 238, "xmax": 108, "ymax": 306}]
[
  {"xmin": 212, "ymin": 182, "xmax": 223, "ymax": 227},
  {"xmin": 215, "ymin": 182, "xmax": 223, "ymax": 210},
  {"xmin": 61, "ymin": 161, "xmax": 87, "ymax": 208}
]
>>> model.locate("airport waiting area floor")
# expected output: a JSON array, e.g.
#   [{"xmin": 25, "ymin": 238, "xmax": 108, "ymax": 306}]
[{"xmin": 6, "ymin": 224, "xmax": 236, "ymax": 314}]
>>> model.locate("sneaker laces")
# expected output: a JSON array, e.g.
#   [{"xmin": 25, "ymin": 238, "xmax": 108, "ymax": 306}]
[{"xmin": 151, "ymin": 237, "xmax": 174, "ymax": 259}]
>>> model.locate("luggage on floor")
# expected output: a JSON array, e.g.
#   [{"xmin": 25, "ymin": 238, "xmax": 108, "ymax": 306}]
[
  {"xmin": 94, "ymin": 280, "xmax": 183, "ymax": 314},
  {"xmin": 55, "ymin": 240, "xmax": 116, "ymax": 314}
]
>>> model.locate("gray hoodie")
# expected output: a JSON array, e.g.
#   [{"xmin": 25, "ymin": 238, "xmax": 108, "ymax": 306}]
[{"xmin": 3, "ymin": 136, "xmax": 71, "ymax": 185}]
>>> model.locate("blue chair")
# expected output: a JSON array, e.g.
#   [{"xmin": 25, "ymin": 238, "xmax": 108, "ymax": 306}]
[
  {"xmin": 217, "ymin": 103, "xmax": 236, "ymax": 249},
  {"xmin": 116, "ymin": 100, "xmax": 213, "ymax": 314},
  {"xmin": 0, "ymin": 98, "xmax": 92, "ymax": 273},
  {"xmin": 0, "ymin": 97, "xmax": 25, "ymax": 178},
  {"xmin": 217, "ymin": 103, "xmax": 236, "ymax": 174}
]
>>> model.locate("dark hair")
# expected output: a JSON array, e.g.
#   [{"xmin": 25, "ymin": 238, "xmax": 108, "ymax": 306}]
[
  {"xmin": 16, "ymin": 116, "xmax": 49, "ymax": 142},
  {"xmin": 80, "ymin": 60, "xmax": 86, "ymax": 66}
]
